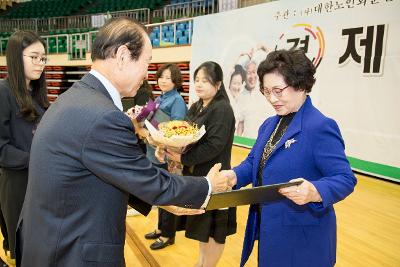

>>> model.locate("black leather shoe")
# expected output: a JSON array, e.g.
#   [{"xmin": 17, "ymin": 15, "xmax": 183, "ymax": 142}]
[
  {"xmin": 144, "ymin": 230, "xmax": 161, "ymax": 239},
  {"xmin": 150, "ymin": 237, "xmax": 175, "ymax": 250},
  {"xmin": 0, "ymin": 257, "xmax": 7, "ymax": 267}
]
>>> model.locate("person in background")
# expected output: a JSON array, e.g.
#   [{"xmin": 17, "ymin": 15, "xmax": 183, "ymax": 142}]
[
  {"xmin": 145, "ymin": 63, "xmax": 187, "ymax": 164},
  {"xmin": 221, "ymin": 49, "xmax": 357, "ymax": 267},
  {"xmin": 0, "ymin": 30, "xmax": 49, "ymax": 264},
  {"xmin": 123, "ymin": 80, "xmax": 154, "ymax": 154},
  {"xmin": 162, "ymin": 61, "xmax": 236, "ymax": 267},
  {"xmin": 235, "ymin": 45, "xmax": 273, "ymax": 138},
  {"xmin": 135, "ymin": 80, "xmax": 154, "ymax": 105},
  {"xmin": 142, "ymin": 63, "xmax": 188, "ymax": 250},
  {"xmin": 123, "ymin": 80, "xmax": 155, "ymax": 217},
  {"xmin": 122, "ymin": 79, "xmax": 154, "ymax": 112},
  {"xmin": 227, "ymin": 64, "xmax": 246, "ymax": 135}
]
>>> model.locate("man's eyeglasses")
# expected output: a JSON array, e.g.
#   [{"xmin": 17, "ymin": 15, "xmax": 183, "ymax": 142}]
[
  {"xmin": 260, "ymin": 85, "xmax": 289, "ymax": 98},
  {"xmin": 23, "ymin": 55, "xmax": 48, "ymax": 65}
]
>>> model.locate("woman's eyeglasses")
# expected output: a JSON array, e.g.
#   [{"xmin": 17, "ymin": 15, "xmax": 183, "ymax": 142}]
[
  {"xmin": 23, "ymin": 55, "xmax": 48, "ymax": 65},
  {"xmin": 260, "ymin": 85, "xmax": 289, "ymax": 98}
]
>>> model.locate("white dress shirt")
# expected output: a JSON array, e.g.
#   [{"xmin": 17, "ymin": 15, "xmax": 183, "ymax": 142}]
[{"xmin": 89, "ymin": 69, "xmax": 123, "ymax": 111}]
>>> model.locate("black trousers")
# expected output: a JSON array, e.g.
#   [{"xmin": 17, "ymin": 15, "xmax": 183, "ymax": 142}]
[
  {"xmin": 0, "ymin": 169, "xmax": 9, "ymax": 252},
  {"xmin": 0, "ymin": 169, "xmax": 28, "ymax": 259},
  {"xmin": 152, "ymin": 162, "xmax": 177, "ymax": 239},
  {"xmin": 157, "ymin": 208, "xmax": 178, "ymax": 238}
]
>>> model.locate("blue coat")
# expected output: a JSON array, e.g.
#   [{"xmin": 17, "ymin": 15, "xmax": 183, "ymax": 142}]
[{"xmin": 233, "ymin": 97, "xmax": 356, "ymax": 267}]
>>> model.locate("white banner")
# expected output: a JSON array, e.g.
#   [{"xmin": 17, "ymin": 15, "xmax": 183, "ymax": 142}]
[{"xmin": 190, "ymin": 0, "xmax": 400, "ymax": 179}]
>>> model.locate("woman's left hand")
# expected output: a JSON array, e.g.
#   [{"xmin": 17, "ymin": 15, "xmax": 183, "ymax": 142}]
[
  {"xmin": 278, "ymin": 178, "xmax": 322, "ymax": 205},
  {"xmin": 165, "ymin": 149, "xmax": 182, "ymax": 163}
]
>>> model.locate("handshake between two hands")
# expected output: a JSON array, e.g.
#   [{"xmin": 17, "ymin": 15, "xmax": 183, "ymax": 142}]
[
  {"xmin": 159, "ymin": 163, "xmax": 237, "ymax": 216},
  {"xmin": 206, "ymin": 163, "xmax": 237, "ymax": 193},
  {"xmin": 161, "ymin": 164, "xmax": 323, "ymax": 216},
  {"xmin": 154, "ymin": 149, "xmax": 236, "ymax": 194}
]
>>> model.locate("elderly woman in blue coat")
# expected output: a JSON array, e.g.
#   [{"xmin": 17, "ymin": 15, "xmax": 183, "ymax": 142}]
[{"xmin": 222, "ymin": 49, "xmax": 357, "ymax": 267}]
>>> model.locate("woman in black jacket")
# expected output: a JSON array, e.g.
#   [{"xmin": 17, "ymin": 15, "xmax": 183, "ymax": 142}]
[
  {"xmin": 165, "ymin": 61, "xmax": 236, "ymax": 267},
  {"xmin": 0, "ymin": 31, "xmax": 49, "ymax": 262}
]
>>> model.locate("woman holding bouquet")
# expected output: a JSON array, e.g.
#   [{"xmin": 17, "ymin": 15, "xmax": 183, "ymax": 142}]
[
  {"xmin": 164, "ymin": 61, "xmax": 236, "ymax": 267},
  {"xmin": 143, "ymin": 63, "xmax": 188, "ymax": 250}
]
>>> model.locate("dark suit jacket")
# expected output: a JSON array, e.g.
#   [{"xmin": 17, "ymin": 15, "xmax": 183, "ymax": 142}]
[
  {"xmin": 182, "ymin": 88, "xmax": 235, "ymax": 176},
  {"xmin": 0, "ymin": 80, "xmax": 45, "ymax": 258},
  {"xmin": 17, "ymin": 74, "xmax": 209, "ymax": 267},
  {"xmin": 0, "ymin": 80, "xmax": 45, "ymax": 170}
]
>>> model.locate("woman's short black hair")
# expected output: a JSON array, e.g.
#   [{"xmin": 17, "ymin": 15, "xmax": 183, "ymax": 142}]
[
  {"xmin": 257, "ymin": 49, "xmax": 316, "ymax": 93},
  {"xmin": 156, "ymin": 63, "xmax": 183, "ymax": 90}
]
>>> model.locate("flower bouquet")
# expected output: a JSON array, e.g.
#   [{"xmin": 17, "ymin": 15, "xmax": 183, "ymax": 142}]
[
  {"xmin": 144, "ymin": 120, "xmax": 206, "ymax": 174},
  {"xmin": 126, "ymin": 99, "xmax": 159, "ymax": 127}
]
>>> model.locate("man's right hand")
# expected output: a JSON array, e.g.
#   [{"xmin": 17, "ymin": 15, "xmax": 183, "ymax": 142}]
[{"xmin": 206, "ymin": 163, "xmax": 229, "ymax": 193}]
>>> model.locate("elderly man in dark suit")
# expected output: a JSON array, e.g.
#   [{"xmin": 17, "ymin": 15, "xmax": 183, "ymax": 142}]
[{"xmin": 16, "ymin": 17, "xmax": 229, "ymax": 267}]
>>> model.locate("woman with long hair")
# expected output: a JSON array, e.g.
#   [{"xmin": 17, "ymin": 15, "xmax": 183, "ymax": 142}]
[
  {"xmin": 0, "ymin": 30, "xmax": 49, "ymax": 263},
  {"xmin": 164, "ymin": 61, "xmax": 237, "ymax": 267}
]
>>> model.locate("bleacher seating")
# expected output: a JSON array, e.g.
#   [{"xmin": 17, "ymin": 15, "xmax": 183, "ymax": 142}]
[
  {"xmin": 0, "ymin": 32, "xmax": 12, "ymax": 55},
  {"xmin": 3, "ymin": 0, "xmax": 93, "ymax": 19},
  {"xmin": 169, "ymin": 0, "xmax": 216, "ymax": 10},
  {"xmin": 0, "ymin": 0, "xmax": 218, "ymax": 56},
  {"xmin": 87, "ymin": 0, "xmax": 163, "ymax": 14},
  {"xmin": 1, "ymin": 0, "xmax": 165, "ymax": 19},
  {"xmin": 149, "ymin": 21, "xmax": 192, "ymax": 47}
]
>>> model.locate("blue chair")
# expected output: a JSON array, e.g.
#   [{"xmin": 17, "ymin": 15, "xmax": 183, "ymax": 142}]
[
  {"xmin": 162, "ymin": 25, "xmax": 169, "ymax": 32},
  {"xmin": 206, "ymin": 0, "xmax": 214, "ymax": 7},
  {"xmin": 152, "ymin": 38, "xmax": 160, "ymax": 47},
  {"xmin": 184, "ymin": 29, "xmax": 191, "ymax": 37},
  {"xmin": 150, "ymin": 32, "xmax": 158, "ymax": 40},
  {"xmin": 165, "ymin": 30, "xmax": 174, "ymax": 38},
  {"xmin": 178, "ymin": 36, "xmax": 188, "ymax": 45},
  {"xmin": 176, "ymin": 23, "xmax": 185, "ymax": 31}
]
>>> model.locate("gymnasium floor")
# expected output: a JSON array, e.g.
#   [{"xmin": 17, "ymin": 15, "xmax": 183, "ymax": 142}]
[
  {"xmin": 125, "ymin": 146, "xmax": 400, "ymax": 267},
  {"xmin": 0, "ymin": 146, "xmax": 398, "ymax": 266}
]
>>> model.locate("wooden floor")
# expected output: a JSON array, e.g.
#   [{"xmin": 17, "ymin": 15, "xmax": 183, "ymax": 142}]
[
  {"xmin": 0, "ymin": 146, "xmax": 399, "ymax": 266},
  {"xmin": 125, "ymin": 146, "xmax": 400, "ymax": 267}
]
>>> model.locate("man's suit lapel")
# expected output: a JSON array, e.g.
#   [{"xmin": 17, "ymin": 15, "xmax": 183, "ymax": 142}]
[
  {"xmin": 80, "ymin": 73, "xmax": 152, "ymax": 216},
  {"xmin": 80, "ymin": 73, "xmax": 114, "ymax": 102}
]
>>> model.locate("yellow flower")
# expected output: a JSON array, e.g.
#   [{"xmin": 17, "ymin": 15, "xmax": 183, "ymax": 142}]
[{"xmin": 159, "ymin": 121, "xmax": 199, "ymax": 138}]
